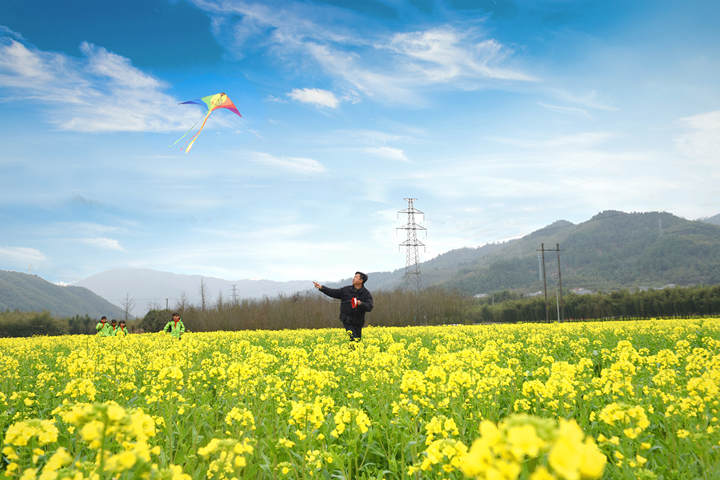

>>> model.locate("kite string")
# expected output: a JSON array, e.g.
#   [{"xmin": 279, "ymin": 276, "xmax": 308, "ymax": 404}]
[
  {"xmin": 184, "ymin": 108, "xmax": 214, "ymax": 153},
  {"xmin": 170, "ymin": 114, "xmax": 205, "ymax": 148}
]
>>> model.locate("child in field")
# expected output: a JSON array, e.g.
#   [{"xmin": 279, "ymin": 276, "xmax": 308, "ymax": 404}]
[
  {"xmin": 163, "ymin": 313, "xmax": 185, "ymax": 339},
  {"xmin": 116, "ymin": 320, "xmax": 129, "ymax": 337},
  {"xmin": 96, "ymin": 316, "xmax": 112, "ymax": 336},
  {"xmin": 110, "ymin": 319, "xmax": 118, "ymax": 336}
]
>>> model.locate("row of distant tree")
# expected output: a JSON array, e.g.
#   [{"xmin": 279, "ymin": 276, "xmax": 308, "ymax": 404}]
[
  {"xmin": 468, "ymin": 284, "xmax": 720, "ymax": 323},
  {"xmin": 0, "ymin": 311, "xmax": 99, "ymax": 337},
  {"xmin": 1, "ymin": 285, "xmax": 719, "ymax": 337}
]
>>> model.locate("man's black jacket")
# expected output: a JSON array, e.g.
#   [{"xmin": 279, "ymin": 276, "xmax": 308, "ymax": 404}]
[{"xmin": 319, "ymin": 285, "xmax": 373, "ymax": 326}]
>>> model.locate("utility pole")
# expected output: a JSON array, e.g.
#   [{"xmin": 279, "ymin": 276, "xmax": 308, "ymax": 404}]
[
  {"xmin": 397, "ymin": 197, "xmax": 426, "ymax": 292},
  {"xmin": 539, "ymin": 243, "xmax": 549, "ymax": 322},
  {"xmin": 537, "ymin": 243, "xmax": 563, "ymax": 322},
  {"xmin": 556, "ymin": 243, "xmax": 564, "ymax": 322},
  {"xmin": 231, "ymin": 284, "xmax": 238, "ymax": 305},
  {"xmin": 165, "ymin": 298, "xmax": 168, "ymax": 310}
]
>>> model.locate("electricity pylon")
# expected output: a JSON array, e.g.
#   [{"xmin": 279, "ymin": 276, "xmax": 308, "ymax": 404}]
[{"xmin": 397, "ymin": 197, "xmax": 426, "ymax": 292}]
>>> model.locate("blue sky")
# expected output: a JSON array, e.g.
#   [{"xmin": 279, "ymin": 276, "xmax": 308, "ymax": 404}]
[{"xmin": 1, "ymin": 0, "xmax": 719, "ymax": 285}]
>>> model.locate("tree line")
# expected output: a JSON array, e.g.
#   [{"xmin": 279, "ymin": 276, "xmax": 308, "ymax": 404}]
[
  {"xmin": 138, "ymin": 287, "xmax": 469, "ymax": 332},
  {"xmin": 467, "ymin": 284, "xmax": 720, "ymax": 323},
  {"xmin": 1, "ymin": 284, "xmax": 719, "ymax": 337}
]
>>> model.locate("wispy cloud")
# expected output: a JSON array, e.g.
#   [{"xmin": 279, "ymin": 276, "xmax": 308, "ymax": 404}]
[
  {"xmin": 332, "ymin": 128, "xmax": 421, "ymax": 144},
  {"xmin": 80, "ymin": 237, "xmax": 125, "ymax": 251},
  {"xmin": 675, "ymin": 110, "xmax": 720, "ymax": 165},
  {"xmin": 385, "ymin": 28, "xmax": 536, "ymax": 83},
  {"xmin": 288, "ymin": 88, "xmax": 339, "ymax": 108},
  {"xmin": 489, "ymin": 131, "xmax": 614, "ymax": 149},
  {"xmin": 365, "ymin": 146, "xmax": 409, "ymax": 162},
  {"xmin": 0, "ymin": 246, "xmax": 46, "ymax": 263},
  {"xmin": 537, "ymin": 102, "xmax": 591, "ymax": 118},
  {"xmin": 192, "ymin": 1, "xmax": 536, "ymax": 103},
  {"xmin": 547, "ymin": 88, "xmax": 618, "ymax": 113},
  {"xmin": 252, "ymin": 152, "xmax": 326, "ymax": 173},
  {"xmin": 0, "ymin": 30, "xmax": 194, "ymax": 132}
]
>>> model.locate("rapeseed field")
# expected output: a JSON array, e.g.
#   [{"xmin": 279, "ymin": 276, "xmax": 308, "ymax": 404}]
[{"xmin": 1, "ymin": 318, "xmax": 719, "ymax": 479}]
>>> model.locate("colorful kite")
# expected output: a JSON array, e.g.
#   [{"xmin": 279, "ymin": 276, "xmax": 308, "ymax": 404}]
[{"xmin": 174, "ymin": 92, "xmax": 242, "ymax": 153}]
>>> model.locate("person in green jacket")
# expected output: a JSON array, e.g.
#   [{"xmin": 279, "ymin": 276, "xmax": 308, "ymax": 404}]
[
  {"xmin": 163, "ymin": 313, "xmax": 185, "ymax": 339},
  {"xmin": 96, "ymin": 316, "xmax": 112, "ymax": 336},
  {"xmin": 116, "ymin": 320, "xmax": 129, "ymax": 337}
]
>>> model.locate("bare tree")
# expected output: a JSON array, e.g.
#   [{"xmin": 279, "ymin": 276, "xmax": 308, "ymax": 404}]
[
  {"xmin": 176, "ymin": 292, "xmax": 188, "ymax": 313},
  {"xmin": 200, "ymin": 278, "xmax": 207, "ymax": 312},
  {"xmin": 146, "ymin": 300, "xmax": 162, "ymax": 312},
  {"xmin": 216, "ymin": 290, "xmax": 224, "ymax": 310},
  {"xmin": 121, "ymin": 293, "xmax": 135, "ymax": 321}
]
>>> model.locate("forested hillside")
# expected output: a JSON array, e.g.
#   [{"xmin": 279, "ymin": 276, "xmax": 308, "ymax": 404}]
[
  {"xmin": 0, "ymin": 270, "xmax": 124, "ymax": 318},
  {"xmin": 354, "ymin": 211, "xmax": 720, "ymax": 295}
]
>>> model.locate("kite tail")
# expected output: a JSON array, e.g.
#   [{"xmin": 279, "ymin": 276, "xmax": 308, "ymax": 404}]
[
  {"xmin": 170, "ymin": 115, "xmax": 204, "ymax": 148},
  {"xmin": 184, "ymin": 109, "xmax": 213, "ymax": 153}
]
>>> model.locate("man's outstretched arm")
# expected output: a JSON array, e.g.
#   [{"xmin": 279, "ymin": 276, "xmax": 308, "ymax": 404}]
[{"xmin": 313, "ymin": 281, "xmax": 343, "ymax": 299}]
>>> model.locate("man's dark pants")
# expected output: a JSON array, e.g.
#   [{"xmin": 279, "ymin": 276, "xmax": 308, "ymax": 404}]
[{"xmin": 342, "ymin": 319, "xmax": 363, "ymax": 341}]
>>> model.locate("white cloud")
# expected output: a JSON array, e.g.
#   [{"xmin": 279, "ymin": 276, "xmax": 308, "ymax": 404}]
[
  {"xmin": 80, "ymin": 237, "xmax": 125, "ymax": 251},
  {"xmin": 365, "ymin": 146, "xmax": 409, "ymax": 162},
  {"xmin": 675, "ymin": 110, "xmax": 720, "ymax": 164},
  {"xmin": 56, "ymin": 221, "xmax": 123, "ymax": 235},
  {"xmin": 0, "ymin": 246, "xmax": 46, "ymax": 263},
  {"xmin": 80, "ymin": 42, "xmax": 161, "ymax": 90},
  {"xmin": 191, "ymin": 1, "xmax": 535, "ymax": 103},
  {"xmin": 489, "ymin": 131, "xmax": 614, "ymax": 150},
  {"xmin": 386, "ymin": 28, "xmax": 536, "ymax": 83},
  {"xmin": 548, "ymin": 88, "xmax": 618, "ymax": 112},
  {"xmin": 252, "ymin": 152, "xmax": 326, "ymax": 173},
  {"xmin": 304, "ymin": 42, "xmax": 421, "ymax": 103},
  {"xmin": 288, "ymin": 88, "xmax": 339, "ymax": 108},
  {"xmin": 0, "ymin": 32, "xmax": 194, "ymax": 132},
  {"xmin": 137, "ymin": 238, "xmax": 349, "ymax": 281},
  {"xmin": 537, "ymin": 102, "xmax": 591, "ymax": 118},
  {"xmin": 332, "ymin": 128, "xmax": 421, "ymax": 144}
]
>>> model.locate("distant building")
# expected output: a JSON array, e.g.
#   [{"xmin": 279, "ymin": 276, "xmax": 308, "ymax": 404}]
[
  {"xmin": 526, "ymin": 291, "xmax": 544, "ymax": 297},
  {"xmin": 570, "ymin": 287, "xmax": 593, "ymax": 295},
  {"xmin": 473, "ymin": 293, "xmax": 489, "ymax": 299}
]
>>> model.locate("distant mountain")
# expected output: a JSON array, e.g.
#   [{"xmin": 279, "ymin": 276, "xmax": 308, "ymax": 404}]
[
  {"xmin": 75, "ymin": 268, "xmax": 311, "ymax": 317},
  {"xmin": 700, "ymin": 213, "xmax": 720, "ymax": 226},
  {"xmin": 339, "ymin": 211, "xmax": 720, "ymax": 295},
  {"xmin": 72, "ymin": 211, "xmax": 720, "ymax": 314},
  {"xmin": 0, "ymin": 270, "xmax": 125, "ymax": 318}
]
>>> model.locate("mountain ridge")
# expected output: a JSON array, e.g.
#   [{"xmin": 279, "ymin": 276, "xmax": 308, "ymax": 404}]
[
  {"xmin": 74, "ymin": 268, "xmax": 312, "ymax": 316},
  {"xmin": 0, "ymin": 270, "xmax": 125, "ymax": 318},
  {"xmin": 337, "ymin": 210, "xmax": 720, "ymax": 294},
  {"xmin": 6, "ymin": 210, "xmax": 719, "ymax": 317}
]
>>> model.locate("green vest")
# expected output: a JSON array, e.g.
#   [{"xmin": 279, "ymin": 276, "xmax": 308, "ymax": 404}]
[
  {"xmin": 96, "ymin": 322, "xmax": 113, "ymax": 336},
  {"xmin": 163, "ymin": 319, "xmax": 185, "ymax": 338}
]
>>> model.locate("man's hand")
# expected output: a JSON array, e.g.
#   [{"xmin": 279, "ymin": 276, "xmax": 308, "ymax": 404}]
[
  {"xmin": 313, "ymin": 281, "xmax": 322, "ymax": 289},
  {"xmin": 351, "ymin": 297, "xmax": 361, "ymax": 308}
]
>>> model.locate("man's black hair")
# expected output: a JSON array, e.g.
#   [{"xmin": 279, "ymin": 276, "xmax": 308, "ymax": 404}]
[{"xmin": 356, "ymin": 271, "xmax": 368, "ymax": 284}]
